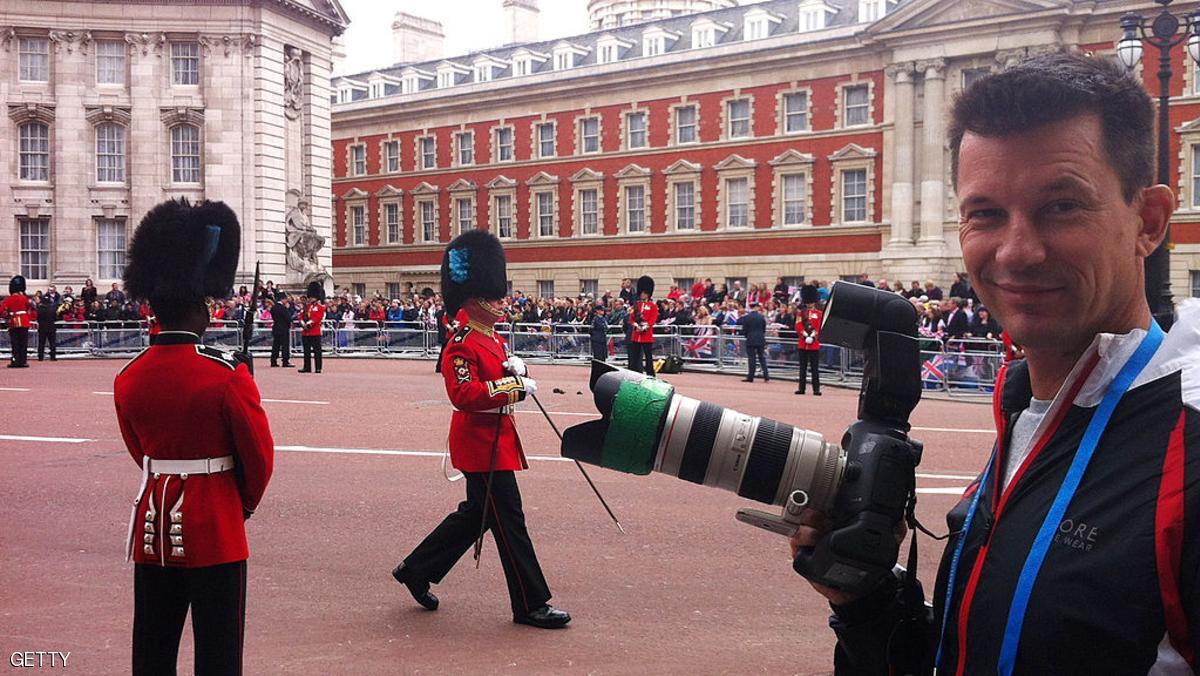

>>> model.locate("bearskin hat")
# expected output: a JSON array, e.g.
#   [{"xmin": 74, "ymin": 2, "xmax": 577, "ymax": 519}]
[
  {"xmin": 305, "ymin": 281, "xmax": 326, "ymax": 302},
  {"xmin": 9, "ymin": 275, "xmax": 26, "ymax": 295},
  {"xmin": 441, "ymin": 230, "xmax": 507, "ymax": 317},
  {"xmin": 800, "ymin": 284, "xmax": 819, "ymax": 305},
  {"xmin": 123, "ymin": 198, "xmax": 240, "ymax": 316},
  {"xmin": 636, "ymin": 275, "xmax": 655, "ymax": 298}
]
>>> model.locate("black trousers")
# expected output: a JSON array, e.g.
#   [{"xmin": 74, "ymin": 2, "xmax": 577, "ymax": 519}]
[
  {"xmin": 8, "ymin": 327, "xmax": 28, "ymax": 365},
  {"xmin": 301, "ymin": 335, "xmax": 322, "ymax": 372},
  {"xmin": 269, "ymin": 334, "xmax": 290, "ymax": 365},
  {"xmin": 591, "ymin": 341, "xmax": 607, "ymax": 363},
  {"xmin": 798, "ymin": 349, "xmax": 821, "ymax": 393},
  {"xmin": 37, "ymin": 329, "xmax": 56, "ymax": 361},
  {"xmin": 133, "ymin": 560, "xmax": 247, "ymax": 676},
  {"xmin": 627, "ymin": 342, "xmax": 654, "ymax": 375},
  {"xmin": 747, "ymin": 345, "xmax": 769, "ymax": 381},
  {"xmin": 403, "ymin": 471, "xmax": 551, "ymax": 616}
]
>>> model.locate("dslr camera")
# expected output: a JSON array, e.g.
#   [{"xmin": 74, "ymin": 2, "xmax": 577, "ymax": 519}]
[{"xmin": 561, "ymin": 282, "xmax": 924, "ymax": 596}]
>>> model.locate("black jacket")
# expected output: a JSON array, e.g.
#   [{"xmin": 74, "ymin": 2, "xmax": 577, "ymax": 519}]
[
  {"xmin": 945, "ymin": 309, "xmax": 970, "ymax": 340},
  {"xmin": 269, "ymin": 303, "xmax": 292, "ymax": 336},
  {"xmin": 590, "ymin": 315, "xmax": 609, "ymax": 344},
  {"xmin": 738, "ymin": 311, "xmax": 767, "ymax": 348},
  {"xmin": 36, "ymin": 303, "xmax": 57, "ymax": 331}
]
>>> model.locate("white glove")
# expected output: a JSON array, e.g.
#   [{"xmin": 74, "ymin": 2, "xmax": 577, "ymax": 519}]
[
  {"xmin": 503, "ymin": 355, "xmax": 528, "ymax": 377},
  {"xmin": 521, "ymin": 377, "xmax": 538, "ymax": 397},
  {"xmin": 805, "ymin": 336, "xmax": 814, "ymax": 345},
  {"xmin": 638, "ymin": 323, "xmax": 649, "ymax": 332}
]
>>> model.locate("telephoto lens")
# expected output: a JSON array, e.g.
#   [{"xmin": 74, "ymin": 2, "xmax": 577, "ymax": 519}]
[{"xmin": 560, "ymin": 368, "xmax": 847, "ymax": 517}]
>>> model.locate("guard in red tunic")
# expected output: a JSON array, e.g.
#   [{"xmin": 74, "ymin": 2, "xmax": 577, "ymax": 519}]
[
  {"xmin": 626, "ymin": 275, "xmax": 658, "ymax": 376},
  {"xmin": 392, "ymin": 230, "xmax": 571, "ymax": 629},
  {"xmin": 795, "ymin": 284, "xmax": 822, "ymax": 396},
  {"xmin": 2, "ymin": 275, "xmax": 35, "ymax": 368},
  {"xmin": 298, "ymin": 281, "xmax": 325, "ymax": 374},
  {"xmin": 115, "ymin": 199, "xmax": 274, "ymax": 675}
]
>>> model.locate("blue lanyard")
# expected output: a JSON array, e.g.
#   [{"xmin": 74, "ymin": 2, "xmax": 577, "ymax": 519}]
[{"xmin": 936, "ymin": 323, "xmax": 1165, "ymax": 672}]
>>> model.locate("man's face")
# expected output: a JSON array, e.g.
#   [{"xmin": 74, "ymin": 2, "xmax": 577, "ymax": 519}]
[
  {"xmin": 112, "ymin": 283, "xmax": 119, "ymax": 290},
  {"xmin": 956, "ymin": 114, "xmax": 1164, "ymax": 354}
]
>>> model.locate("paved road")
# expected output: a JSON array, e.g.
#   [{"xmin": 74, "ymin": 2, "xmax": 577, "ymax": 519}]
[{"xmin": 0, "ymin": 358, "xmax": 993, "ymax": 674}]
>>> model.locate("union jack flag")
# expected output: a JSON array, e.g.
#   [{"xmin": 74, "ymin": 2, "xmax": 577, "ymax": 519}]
[
  {"xmin": 683, "ymin": 334, "xmax": 713, "ymax": 359},
  {"xmin": 922, "ymin": 354, "xmax": 946, "ymax": 384}
]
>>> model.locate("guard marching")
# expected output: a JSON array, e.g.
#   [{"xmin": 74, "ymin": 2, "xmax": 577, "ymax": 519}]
[
  {"xmin": 298, "ymin": 281, "xmax": 325, "ymax": 373},
  {"xmin": 2, "ymin": 275, "xmax": 34, "ymax": 368},
  {"xmin": 627, "ymin": 275, "xmax": 658, "ymax": 375},
  {"xmin": 795, "ymin": 284, "xmax": 822, "ymax": 396},
  {"xmin": 114, "ymin": 199, "xmax": 274, "ymax": 675},
  {"xmin": 392, "ymin": 230, "xmax": 571, "ymax": 629}
]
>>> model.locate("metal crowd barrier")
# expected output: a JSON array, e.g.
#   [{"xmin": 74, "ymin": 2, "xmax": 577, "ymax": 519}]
[{"xmin": 0, "ymin": 320, "xmax": 1005, "ymax": 394}]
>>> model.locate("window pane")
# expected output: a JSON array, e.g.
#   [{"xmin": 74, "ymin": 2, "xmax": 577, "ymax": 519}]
[
  {"xmin": 538, "ymin": 280, "xmax": 555, "ymax": 298},
  {"xmin": 421, "ymin": 137, "xmax": 435, "ymax": 168},
  {"xmin": 457, "ymin": 198, "xmax": 473, "ymax": 234},
  {"xmin": 842, "ymin": 169, "xmax": 867, "ymax": 221},
  {"xmin": 96, "ymin": 123, "xmax": 126, "ymax": 183},
  {"xmin": 1193, "ymin": 145, "xmax": 1200, "ymax": 208},
  {"xmin": 582, "ymin": 118, "xmax": 600, "ymax": 153},
  {"xmin": 386, "ymin": 141, "xmax": 400, "ymax": 172},
  {"xmin": 539, "ymin": 123, "xmax": 555, "ymax": 157},
  {"xmin": 626, "ymin": 185, "xmax": 645, "ymax": 232},
  {"xmin": 1192, "ymin": 270, "xmax": 1200, "ymax": 298},
  {"xmin": 497, "ymin": 128, "xmax": 514, "ymax": 161},
  {"xmin": 351, "ymin": 145, "xmax": 365, "ymax": 175},
  {"xmin": 628, "ymin": 112, "xmax": 647, "ymax": 148},
  {"xmin": 171, "ymin": 125, "xmax": 201, "ymax": 183},
  {"xmin": 97, "ymin": 219, "xmax": 127, "ymax": 279},
  {"xmin": 845, "ymin": 85, "xmax": 869, "ymax": 126},
  {"xmin": 677, "ymin": 106, "xmax": 696, "ymax": 143},
  {"xmin": 497, "ymin": 195, "xmax": 513, "ymax": 237},
  {"xmin": 784, "ymin": 92, "xmax": 807, "ymax": 132},
  {"xmin": 421, "ymin": 201, "xmax": 435, "ymax": 241},
  {"xmin": 96, "ymin": 40, "xmax": 126, "ymax": 85},
  {"xmin": 728, "ymin": 99, "xmax": 750, "ymax": 137},
  {"xmin": 20, "ymin": 219, "xmax": 50, "ymax": 279},
  {"xmin": 675, "ymin": 182, "xmax": 695, "ymax": 230},
  {"xmin": 783, "ymin": 174, "xmax": 806, "ymax": 225},
  {"xmin": 352, "ymin": 206, "xmax": 365, "ymax": 245},
  {"xmin": 19, "ymin": 122, "xmax": 50, "ymax": 181},
  {"xmin": 458, "ymin": 133, "xmax": 473, "ymax": 165},
  {"xmin": 171, "ymin": 43, "xmax": 200, "ymax": 85},
  {"xmin": 581, "ymin": 189, "xmax": 598, "ymax": 235},
  {"xmin": 727, "ymin": 177, "xmax": 748, "ymax": 227},
  {"xmin": 581, "ymin": 279, "xmax": 599, "ymax": 297},
  {"xmin": 386, "ymin": 203, "xmax": 400, "ymax": 242},
  {"xmin": 538, "ymin": 192, "xmax": 554, "ymax": 236},
  {"xmin": 19, "ymin": 38, "xmax": 50, "ymax": 82}
]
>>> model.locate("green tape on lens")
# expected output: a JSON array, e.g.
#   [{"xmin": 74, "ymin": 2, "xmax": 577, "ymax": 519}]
[{"xmin": 601, "ymin": 377, "xmax": 674, "ymax": 475}]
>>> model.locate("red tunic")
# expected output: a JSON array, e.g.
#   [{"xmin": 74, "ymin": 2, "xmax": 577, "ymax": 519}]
[
  {"xmin": 1, "ymin": 293, "xmax": 35, "ymax": 329},
  {"xmin": 301, "ymin": 302, "xmax": 325, "ymax": 337},
  {"xmin": 799, "ymin": 308, "xmax": 822, "ymax": 351},
  {"xmin": 441, "ymin": 323, "xmax": 530, "ymax": 472},
  {"xmin": 630, "ymin": 300, "xmax": 658, "ymax": 344},
  {"xmin": 114, "ymin": 332, "xmax": 274, "ymax": 568}
]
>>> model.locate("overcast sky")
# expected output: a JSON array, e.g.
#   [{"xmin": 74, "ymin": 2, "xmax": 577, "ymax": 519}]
[{"xmin": 335, "ymin": 0, "xmax": 592, "ymax": 76}]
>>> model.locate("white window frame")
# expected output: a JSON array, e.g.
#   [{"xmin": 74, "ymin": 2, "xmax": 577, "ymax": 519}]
[
  {"xmin": 715, "ymin": 155, "xmax": 757, "ymax": 230},
  {"xmin": 725, "ymin": 177, "xmax": 750, "ymax": 228},
  {"xmin": 170, "ymin": 42, "xmax": 200, "ymax": 86},
  {"xmin": 493, "ymin": 126, "xmax": 515, "ymax": 163},
  {"xmin": 456, "ymin": 131, "xmax": 474, "ymax": 166},
  {"xmin": 579, "ymin": 188, "xmax": 600, "ymax": 236},
  {"xmin": 537, "ymin": 279, "xmax": 556, "ymax": 299},
  {"xmin": 18, "ymin": 37, "xmax": 50, "ymax": 83},
  {"xmin": 779, "ymin": 89, "xmax": 811, "ymax": 135},
  {"xmin": 95, "ymin": 122, "xmax": 127, "ymax": 184},
  {"xmin": 494, "ymin": 194, "xmax": 514, "ymax": 239},
  {"xmin": 673, "ymin": 181, "xmax": 696, "ymax": 231},
  {"xmin": 841, "ymin": 169, "xmax": 868, "ymax": 223},
  {"xmin": 579, "ymin": 116, "xmax": 601, "ymax": 154},
  {"xmin": 419, "ymin": 199, "xmax": 437, "ymax": 243},
  {"xmin": 672, "ymin": 103, "xmax": 698, "ymax": 145},
  {"xmin": 384, "ymin": 201, "xmax": 401, "ymax": 244},
  {"xmin": 536, "ymin": 121, "xmax": 557, "ymax": 159},
  {"xmin": 535, "ymin": 191, "xmax": 556, "ymax": 238},
  {"xmin": 625, "ymin": 111, "xmax": 648, "ymax": 150},
  {"xmin": 664, "ymin": 159, "xmax": 703, "ymax": 232},
  {"xmin": 170, "ymin": 124, "xmax": 202, "ymax": 184},
  {"xmin": 18, "ymin": 122, "xmax": 50, "ymax": 182},
  {"xmin": 350, "ymin": 143, "xmax": 366, "ymax": 176},
  {"xmin": 95, "ymin": 40, "xmax": 126, "ymax": 86},
  {"xmin": 842, "ymin": 83, "xmax": 871, "ymax": 127},
  {"xmin": 418, "ymin": 135, "xmax": 437, "ymax": 170},
  {"xmin": 456, "ymin": 196, "xmax": 475, "ymax": 235},
  {"xmin": 383, "ymin": 139, "xmax": 400, "ymax": 173},
  {"xmin": 570, "ymin": 169, "xmax": 605, "ymax": 238},
  {"xmin": 351, "ymin": 204, "xmax": 366, "ymax": 246},
  {"xmin": 828, "ymin": 143, "xmax": 877, "ymax": 225},
  {"xmin": 97, "ymin": 218, "xmax": 127, "ymax": 279},
  {"xmin": 625, "ymin": 185, "xmax": 646, "ymax": 233},
  {"xmin": 725, "ymin": 98, "xmax": 752, "ymax": 139},
  {"xmin": 19, "ymin": 218, "xmax": 51, "ymax": 280}
]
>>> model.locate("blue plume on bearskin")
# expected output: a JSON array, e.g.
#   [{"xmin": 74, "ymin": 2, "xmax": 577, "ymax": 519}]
[{"xmin": 440, "ymin": 229, "xmax": 507, "ymax": 316}]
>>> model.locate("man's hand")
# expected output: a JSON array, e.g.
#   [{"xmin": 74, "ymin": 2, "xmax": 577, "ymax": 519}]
[
  {"xmin": 790, "ymin": 509, "xmax": 863, "ymax": 606},
  {"xmin": 503, "ymin": 355, "xmax": 528, "ymax": 377},
  {"xmin": 521, "ymin": 377, "xmax": 538, "ymax": 397}
]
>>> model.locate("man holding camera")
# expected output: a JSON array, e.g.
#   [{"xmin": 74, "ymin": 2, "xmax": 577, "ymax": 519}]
[{"xmin": 796, "ymin": 54, "xmax": 1200, "ymax": 674}]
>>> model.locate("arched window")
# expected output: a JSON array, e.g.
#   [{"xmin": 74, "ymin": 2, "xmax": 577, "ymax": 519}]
[
  {"xmin": 19, "ymin": 122, "xmax": 50, "ymax": 181},
  {"xmin": 96, "ymin": 122, "xmax": 126, "ymax": 183},
  {"xmin": 170, "ymin": 124, "xmax": 201, "ymax": 183}
]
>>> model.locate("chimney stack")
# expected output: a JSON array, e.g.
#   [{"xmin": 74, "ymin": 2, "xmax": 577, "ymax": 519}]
[
  {"xmin": 392, "ymin": 11, "xmax": 445, "ymax": 64},
  {"xmin": 503, "ymin": 0, "xmax": 540, "ymax": 45}
]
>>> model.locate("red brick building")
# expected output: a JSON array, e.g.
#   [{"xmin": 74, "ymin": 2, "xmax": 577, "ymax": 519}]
[{"xmin": 330, "ymin": 0, "xmax": 1200, "ymax": 302}]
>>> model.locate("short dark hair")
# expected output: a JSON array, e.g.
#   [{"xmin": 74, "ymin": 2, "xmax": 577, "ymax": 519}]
[{"xmin": 949, "ymin": 52, "xmax": 1154, "ymax": 203}]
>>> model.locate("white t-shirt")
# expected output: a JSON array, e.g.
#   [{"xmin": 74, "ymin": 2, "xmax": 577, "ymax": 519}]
[{"xmin": 1002, "ymin": 397, "xmax": 1053, "ymax": 491}]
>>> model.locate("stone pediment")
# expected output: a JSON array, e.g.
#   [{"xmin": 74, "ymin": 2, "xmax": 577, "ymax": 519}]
[
  {"xmin": 526, "ymin": 171, "xmax": 561, "ymax": 186},
  {"xmin": 411, "ymin": 181, "xmax": 439, "ymax": 195},
  {"xmin": 828, "ymin": 143, "xmax": 877, "ymax": 161},
  {"xmin": 663, "ymin": 159, "xmax": 702, "ymax": 175},
  {"xmin": 614, "ymin": 163, "xmax": 651, "ymax": 179},
  {"xmin": 375, "ymin": 185, "xmax": 403, "ymax": 198},
  {"xmin": 341, "ymin": 187, "xmax": 368, "ymax": 200},
  {"xmin": 446, "ymin": 178, "xmax": 477, "ymax": 192},
  {"xmin": 486, "ymin": 175, "xmax": 518, "ymax": 189},
  {"xmin": 769, "ymin": 149, "xmax": 815, "ymax": 167},
  {"xmin": 870, "ymin": 0, "xmax": 1071, "ymax": 33},
  {"xmin": 1178, "ymin": 117, "xmax": 1200, "ymax": 134},
  {"xmin": 714, "ymin": 154, "xmax": 757, "ymax": 171},
  {"xmin": 569, "ymin": 168, "xmax": 604, "ymax": 183}
]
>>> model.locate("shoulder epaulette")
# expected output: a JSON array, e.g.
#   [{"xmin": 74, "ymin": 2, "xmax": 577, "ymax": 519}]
[
  {"xmin": 452, "ymin": 325, "xmax": 472, "ymax": 343},
  {"xmin": 195, "ymin": 345, "xmax": 239, "ymax": 370}
]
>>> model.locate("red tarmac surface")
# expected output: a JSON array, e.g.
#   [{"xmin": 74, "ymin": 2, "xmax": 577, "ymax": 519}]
[{"xmin": 0, "ymin": 358, "xmax": 994, "ymax": 675}]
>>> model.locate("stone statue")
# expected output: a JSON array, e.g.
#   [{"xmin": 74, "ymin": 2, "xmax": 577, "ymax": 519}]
[
  {"xmin": 284, "ymin": 46, "xmax": 302, "ymax": 120},
  {"xmin": 285, "ymin": 194, "xmax": 328, "ymax": 285}
]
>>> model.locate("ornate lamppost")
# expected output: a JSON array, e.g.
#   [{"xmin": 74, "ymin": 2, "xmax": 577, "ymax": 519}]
[{"xmin": 1117, "ymin": 0, "xmax": 1200, "ymax": 330}]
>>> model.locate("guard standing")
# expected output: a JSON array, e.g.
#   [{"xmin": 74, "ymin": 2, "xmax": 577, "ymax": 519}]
[
  {"xmin": 1, "ymin": 275, "xmax": 34, "ymax": 368},
  {"xmin": 392, "ymin": 230, "xmax": 571, "ymax": 630},
  {"xmin": 627, "ymin": 275, "xmax": 658, "ymax": 375},
  {"xmin": 35, "ymin": 295, "xmax": 59, "ymax": 361},
  {"xmin": 795, "ymin": 285, "xmax": 822, "ymax": 396},
  {"xmin": 115, "ymin": 198, "xmax": 274, "ymax": 676},
  {"xmin": 298, "ymin": 281, "xmax": 325, "ymax": 374},
  {"xmin": 267, "ymin": 297, "xmax": 293, "ymax": 368}
]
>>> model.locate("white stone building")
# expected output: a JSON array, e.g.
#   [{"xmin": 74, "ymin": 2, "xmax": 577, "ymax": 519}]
[{"xmin": 0, "ymin": 0, "xmax": 348, "ymax": 294}]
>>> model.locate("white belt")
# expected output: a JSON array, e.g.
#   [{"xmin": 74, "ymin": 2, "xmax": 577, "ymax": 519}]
[
  {"xmin": 146, "ymin": 455, "xmax": 236, "ymax": 476},
  {"xmin": 453, "ymin": 405, "xmax": 514, "ymax": 416}
]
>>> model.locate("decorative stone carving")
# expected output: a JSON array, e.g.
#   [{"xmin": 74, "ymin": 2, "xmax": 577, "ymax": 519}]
[
  {"xmin": 285, "ymin": 189, "xmax": 329, "ymax": 285},
  {"xmin": 884, "ymin": 61, "xmax": 916, "ymax": 82},
  {"xmin": 85, "ymin": 106, "xmax": 133, "ymax": 126},
  {"xmin": 915, "ymin": 57, "xmax": 946, "ymax": 79},
  {"xmin": 125, "ymin": 32, "xmax": 165, "ymax": 57},
  {"xmin": 1, "ymin": 27, "xmax": 15, "ymax": 52},
  {"xmin": 284, "ymin": 46, "xmax": 303, "ymax": 120},
  {"xmin": 8, "ymin": 103, "xmax": 56, "ymax": 125},
  {"xmin": 199, "ymin": 34, "xmax": 242, "ymax": 58},
  {"xmin": 160, "ymin": 107, "xmax": 205, "ymax": 127},
  {"xmin": 49, "ymin": 30, "xmax": 91, "ymax": 54}
]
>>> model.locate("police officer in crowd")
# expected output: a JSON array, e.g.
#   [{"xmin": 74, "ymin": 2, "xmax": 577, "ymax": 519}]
[
  {"xmin": 590, "ymin": 303, "xmax": 609, "ymax": 364},
  {"xmin": 392, "ymin": 230, "xmax": 570, "ymax": 630},
  {"xmin": 115, "ymin": 198, "xmax": 274, "ymax": 675}
]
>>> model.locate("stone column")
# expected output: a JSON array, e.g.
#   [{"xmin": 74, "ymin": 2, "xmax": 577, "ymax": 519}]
[
  {"xmin": 918, "ymin": 58, "xmax": 946, "ymax": 245},
  {"xmin": 886, "ymin": 62, "xmax": 916, "ymax": 245}
]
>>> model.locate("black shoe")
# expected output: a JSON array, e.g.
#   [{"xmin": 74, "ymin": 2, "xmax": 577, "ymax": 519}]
[
  {"xmin": 270, "ymin": 363, "xmax": 279, "ymax": 368},
  {"xmin": 298, "ymin": 368, "xmax": 311, "ymax": 373},
  {"xmin": 281, "ymin": 363, "xmax": 293, "ymax": 368},
  {"xmin": 37, "ymin": 357, "xmax": 43, "ymax": 362},
  {"xmin": 795, "ymin": 390, "xmax": 805, "ymax": 395},
  {"xmin": 764, "ymin": 377, "xmax": 771, "ymax": 383},
  {"xmin": 742, "ymin": 378, "xmax": 754, "ymax": 383},
  {"xmin": 6, "ymin": 364, "xmax": 16, "ymax": 368},
  {"xmin": 813, "ymin": 391, "xmax": 822, "ymax": 396},
  {"xmin": 514, "ymin": 605, "xmax": 571, "ymax": 629},
  {"xmin": 391, "ymin": 564, "xmax": 438, "ymax": 611},
  {"xmin": 315, "ymin": 369, "xmax": 321, "ymax": 374}
]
